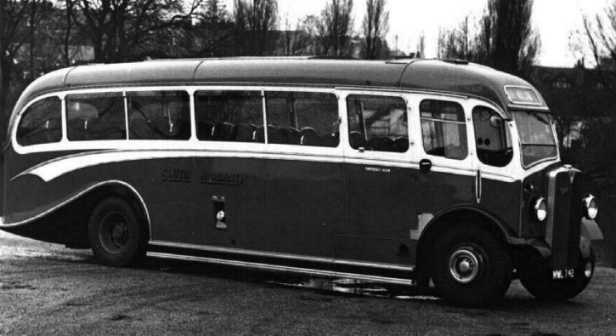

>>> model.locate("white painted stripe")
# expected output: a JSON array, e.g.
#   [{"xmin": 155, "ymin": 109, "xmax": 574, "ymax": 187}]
[
  {"xmin": 146, "ymin": 251, "xmax": 415, "ymax": 286},
  {"xmin": 14, "ymin": 148, "xmax": 517, "ymax": 183}
]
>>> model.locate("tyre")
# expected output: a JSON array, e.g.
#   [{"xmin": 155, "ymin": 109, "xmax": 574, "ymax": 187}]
[
  {"xmin": 433, "ymin": 227, "xmax": 513, "ymax": 307},
  {"xmin": 88, "ymin": 197, "xmax": 147, "ymax": 267},
  {"xmin": 519, "ymin": 248, "xmax": 594, "ymax": 301}
]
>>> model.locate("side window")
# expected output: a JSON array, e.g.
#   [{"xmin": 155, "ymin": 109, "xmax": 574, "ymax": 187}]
[
  {"xmin": 17, "ymin": 97, "xmax": 62, "ymax": 146},
  {"xmin": 194, "ymin": 91, "xmax": 264, "ymax": 143},
  {"xmin": 420, "ymin": 99, "xmax": 468, "ymax": 160},
  {"xmin": 346, "ymin": 95, "xmax": 408, "ymax": 153},
  {"xmin": 265, "ymin": 92, "xmax": 339, "ymax": 147},
  {"xmin": 127, "ymin": 91, "xmax": 190, "ymax": 140},
  {"xmin": 472, "ymin": 106, "xmax": 512, "ymax": 167},
  {"xmin": 66, "ymin": 92, "xmax": 126, "ymax": 141}
]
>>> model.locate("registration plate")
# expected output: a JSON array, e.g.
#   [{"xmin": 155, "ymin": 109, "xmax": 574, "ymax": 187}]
[{"xmin": 552, "ymin": 268, "xmax": 576, "ymax": 280}]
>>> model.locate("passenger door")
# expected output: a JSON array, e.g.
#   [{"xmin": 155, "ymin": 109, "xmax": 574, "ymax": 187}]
[
  {"xmin": 414, "ymin": 97, "xmax": 476, "ymax": 216},
  {"xmin": 338, "ymin": 92, "xmax": 419, "ymax": 265},
  {"xmin": 262, "ymin": 91, "xmax": 344, "ymax": 257}
]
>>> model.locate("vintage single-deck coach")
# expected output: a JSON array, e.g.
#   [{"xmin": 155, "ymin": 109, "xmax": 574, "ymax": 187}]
[{"xmin": 0, "ymin": 58, "xmax": 603, "ymax": 306}]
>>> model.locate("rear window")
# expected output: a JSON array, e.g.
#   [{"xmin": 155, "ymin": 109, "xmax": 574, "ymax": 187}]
[{"xmin": 17, "ymin": 97, "xmax": 62, "ymax": 146}]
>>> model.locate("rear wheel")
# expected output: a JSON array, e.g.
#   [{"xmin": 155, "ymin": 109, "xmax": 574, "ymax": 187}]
[
  {"xmin": 88, "ymin": 197, "xmax": 147, "ymax": 267},
  {"xmin": 519, "ymin": 249, "xmax": 594, "ymax": 301},
  {"xmin": 433, "ymin": 227, "xmax": 512, "ymax": 307}
]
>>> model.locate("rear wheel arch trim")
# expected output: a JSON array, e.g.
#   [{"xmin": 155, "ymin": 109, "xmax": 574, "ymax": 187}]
[
  {"xmin": 0, "ymin": 180, "xmax": 151, "ymax": 239},
  {"xmin": 86, "ymin": 180, "xmax": 152, "ymax": 240}
]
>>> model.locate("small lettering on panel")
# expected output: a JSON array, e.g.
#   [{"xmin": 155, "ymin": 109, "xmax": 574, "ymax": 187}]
[
  {"xmin": 201, "ymin": 173, "xmax": 244, "ymax": 186},
  {"xmin": 161, "ymin": 168, "xmax": 192, "ymax": 183},
  {"xmin": 364, "ymin": 166, "xmax": 391, "ymax": 174}
]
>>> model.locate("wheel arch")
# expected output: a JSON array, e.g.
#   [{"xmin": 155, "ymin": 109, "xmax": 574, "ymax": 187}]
[
  {"xmin": 2, "ymin": 180, "xmax": 151, "ymax": 248},
  {"xmin": 77, "ymin": 180, "xmax": 151, "ymax": 240},
  {"xmin": 415, "ymin": 206, "xmax": 514, "ymax": 285}
]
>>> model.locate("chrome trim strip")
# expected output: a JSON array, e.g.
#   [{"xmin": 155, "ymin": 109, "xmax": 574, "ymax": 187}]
[
  {"xmin": 146, "ymin": 252, "xmax": 415, "ymax": 286},
  {"xmin": 475, "ymin": 169, "xmax": 482, "ymax": 204},
  {"xmin": 0, "ymin": 180, "xmax": 151, "ymax": 235},
  {"xmin": 149, "ymin": 240, "xmax": 415, "ymax": 272}
]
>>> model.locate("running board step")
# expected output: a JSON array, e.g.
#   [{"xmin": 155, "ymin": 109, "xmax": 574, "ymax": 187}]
[{"xmin": 147, "ymin": 252, "xmax": 415, "ymax": 286}]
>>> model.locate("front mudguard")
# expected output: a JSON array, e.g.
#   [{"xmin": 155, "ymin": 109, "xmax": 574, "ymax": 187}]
[
  {"xmin": 580, "ymin": 218, "xmax": 603, "ymax": 259},
  {"xmin": 515, "ymin": 219, "xmax": 602, "ymax": 261}
]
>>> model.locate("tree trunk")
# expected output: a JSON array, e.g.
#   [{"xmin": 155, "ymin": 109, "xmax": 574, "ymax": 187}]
[
  {"xmin": 0, "ymin": 0, "xmax": 6, "ymax": 136},
  {"xmin": 29, "ymin": 0, "xmax": 36, "ymax": 80},
  {"xmin": 64, "ymin": 0, "xmax": 73, "ymax": 66}
]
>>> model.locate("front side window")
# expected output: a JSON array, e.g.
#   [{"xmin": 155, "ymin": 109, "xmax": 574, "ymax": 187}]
[
  {"xmin": 420, "ymin": 99, "xmax": 468, "ymax": 160},
  {"xmin": 512, "ymin": 110, "xmax": 558, "ymax": 167},
  {"xmin": 266, "ymin": 92, "xmax": 339, "ymax": 147},
  {"xmin": 473, "ymin": 106, "xmax": 513, "ymax": 167},
  {"xmin": 17, "ymin": 97, "xmax": 62, "ymax": 146},
  {"xmin": 347, "ymin": 95, "xmax": 408, "ymax": 153},
  {"xmin": 66, "ymin": 92, "xmax": 126, "ymax": 141},
  {"xmin": 127, "ymin": 91, "xmax": 190, "ymax": 140},
  {"xmin": 194, "ymin": 91, "xmax": 264, "ymax": 143}
]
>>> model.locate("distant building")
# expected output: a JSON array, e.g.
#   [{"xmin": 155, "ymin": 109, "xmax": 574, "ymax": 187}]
[{"xmin": 530, "ymin": 61, "xmax": 615, "ymax": 119}]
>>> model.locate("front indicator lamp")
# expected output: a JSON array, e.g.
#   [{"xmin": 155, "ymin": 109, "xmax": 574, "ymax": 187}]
[
  {"xmin": 534, "ymin": 197, "xmax": 547, "ymax": 222},
  {"xmin": 583, "ymin": 195, "xmax": 598, "ymax": 220}
]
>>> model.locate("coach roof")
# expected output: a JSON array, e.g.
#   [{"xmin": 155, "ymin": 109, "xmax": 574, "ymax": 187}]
[{"xmin": 11, "ymin": 58, "xmax": 545, "ymax": 120}]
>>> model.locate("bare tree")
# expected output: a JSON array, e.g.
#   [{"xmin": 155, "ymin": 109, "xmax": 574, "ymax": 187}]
[
  {"xmin": 62, "ymin": 0, "xmax": 74, "ymax": 66},
  {"xmin": 416, "ymin": 32, "xmax": 425, "ymax": 58},
  {"xmin": 438, "ymin": 0, "xmax": 538, "ymax": 76},
  {"xmin": 317, "ymin": 0, "xmax": 354, "ymax": 57},
  {"xmin": 204, "ymin": 0, "xmax": 226, "ymax": 23},
  {"xmin": 0, "ymin": 0, "xmax": 6, "ymax": 129},
  {"xmin": 233, "ymin": 0, "xmax": 278, "ymax": 56},
  {"xmin": 0, "ymin": 0, "xmax": 41, "ymax": 136},
  {"xmin": 193, "ymin": 0, "xmax": 233, "ymax": 57},
  {"xmin": 279, "ymin": 16, "xmax": 315, "ymax": 56},
  {"xmin": 583, "ymin": 4, "xmax": 616, "ymax": 93},
  {"xmin": 438, "ymin": 17, "xmax": 474, "ymax": 60},
  {"xmin": 74, "ymin": 0, "xmax": 203, "ymax": 62},
  {"xmin": 362, "ymin": 0, "xmax": 388, "ymax": 59},
  {"xmin": 490, "ymin": 0, "xmax": 537, "ymax": 75}
]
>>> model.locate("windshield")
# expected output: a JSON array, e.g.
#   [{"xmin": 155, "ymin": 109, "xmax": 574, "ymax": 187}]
[{"xmin": 512, "ymin": 111, "xmax": 558, "ymax": 167}]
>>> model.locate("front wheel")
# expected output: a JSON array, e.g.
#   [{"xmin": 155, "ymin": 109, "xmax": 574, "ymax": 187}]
[
  {"xmin": 433, "ymin": 227, "xmax": 513, "ymax": 307},
  {"xmin": 519, "ymin": 249, "xmax": 595, "ymax": 301},
  {"xmin": 88, "ymin": 197, "xmax": 147, "ymax": 267}
]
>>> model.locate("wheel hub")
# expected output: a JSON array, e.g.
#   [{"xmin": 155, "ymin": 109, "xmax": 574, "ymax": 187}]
[
  {"xmin": 449, "ymin": 248, "xmax": 481, "ymax": 284},
  {"xmin": 100, "ymin": 212, "xmax": 130, "ymax": 253},
  {"xmin": 110, "ymin": 222, "xmax": 128, "ymax": 247}
]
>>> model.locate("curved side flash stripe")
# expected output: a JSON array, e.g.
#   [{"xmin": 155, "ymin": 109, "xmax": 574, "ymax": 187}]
[
  {"xmin": 13, "ymin": 149, "xmax": 517, "ymax": 183},
  {"xmin": 0, "ymin": 180, "xmax": 151, "ymax": 235}
]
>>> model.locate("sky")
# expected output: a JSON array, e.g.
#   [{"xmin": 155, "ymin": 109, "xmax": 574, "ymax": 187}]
[{"xmin": 222, "ymin": 0, "xmax": 612, "ymax": 67}]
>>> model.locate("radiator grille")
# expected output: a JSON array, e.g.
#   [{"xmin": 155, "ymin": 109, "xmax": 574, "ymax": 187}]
[{"xmin": 548, "ymin": 169, "xmax": 581, "ymax": 270}]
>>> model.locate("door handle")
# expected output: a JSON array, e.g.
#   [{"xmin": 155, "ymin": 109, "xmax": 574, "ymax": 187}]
[{"xmin": 419, "ymin": 159, "xmax": 432, "ymax": 173}]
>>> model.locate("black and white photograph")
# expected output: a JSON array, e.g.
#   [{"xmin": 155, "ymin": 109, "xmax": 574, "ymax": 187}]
[{"xmin": 0, "ymin": 0, "xmax": 615, "ymax": 335}]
